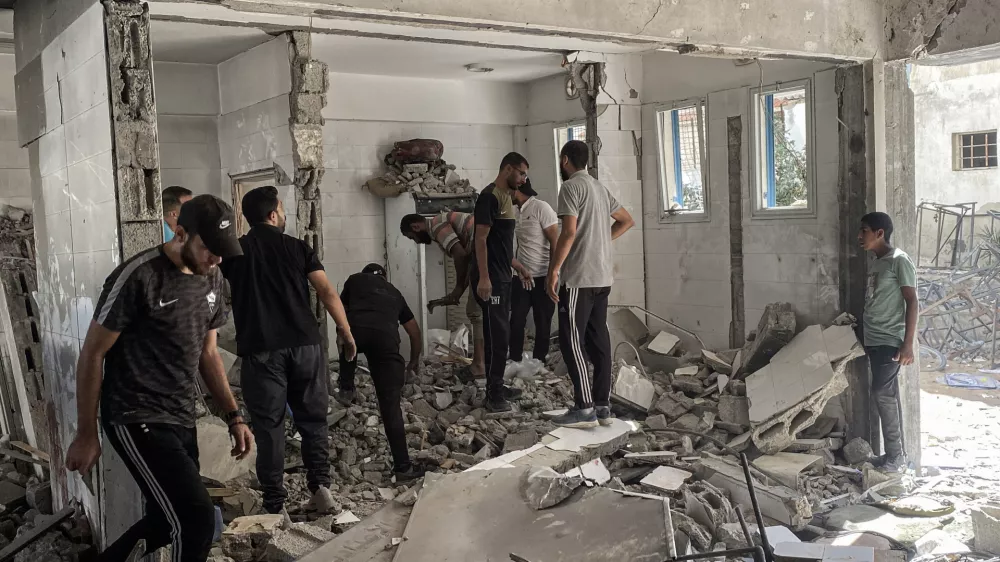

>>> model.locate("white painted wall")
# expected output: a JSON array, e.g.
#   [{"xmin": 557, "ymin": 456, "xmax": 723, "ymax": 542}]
[
  {"xmin": 0, "ymin": 54, "xmax": 30, "ymax": 209},
  {"xmin": 640, "ymin": 52, "xmax": 838, "ymax": 349},
  {"xmin": 153, "ymin": 62, "xmax": 223, "ymax": 198}
]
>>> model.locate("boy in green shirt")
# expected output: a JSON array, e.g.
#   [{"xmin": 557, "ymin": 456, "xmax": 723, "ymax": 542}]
[{"xmin": 859, "ymin": 212, "xmax": 918, "ymax": 472}]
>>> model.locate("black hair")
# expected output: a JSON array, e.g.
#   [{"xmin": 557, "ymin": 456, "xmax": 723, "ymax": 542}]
[
  {"xmin": 861, "ymin": 211, "xmax": 894, "ymax": 243},
  {"xmin": 399, "ymin": 213, "xmax": 426, "ymax": 234},
  {"xmin": 499, "ymin": 152, "xmax": 529, "ymax": 172},
  {"xmin": 241, "ymin": 185, "xmax": 280, "ymax": 225},
  {"xmin": 560, "ymin": 140, "xmax": 589, "ymax": 170},
  {"xmin": 162, "ymin": 185, "xmax": 193, "ymax": 214}
]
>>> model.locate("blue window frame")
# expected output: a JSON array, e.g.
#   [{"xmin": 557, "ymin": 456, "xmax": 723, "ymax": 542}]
[
  {"xmin": 656, "ymin": 101, "xmax": 707, "ymax": 219},
  {"xmin": 751, "ymin": 81, "xmax": 813, "ymax": 217}
]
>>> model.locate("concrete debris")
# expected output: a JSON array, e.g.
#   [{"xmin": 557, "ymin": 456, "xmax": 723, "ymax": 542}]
[
  {"xmin": 521, "ymin": 467, "xmax": 584, "ymax": 510},
  {"xmin": 333, "ymin": 511, "xmax": 361, "ymax": 525},
  {"xmin": 503, "ymin": 430, "xmax": 539, "ymax": 453},
  {"xmin": 702, "ymin": 350, "xmax": 733, "ymax": 375},
  {"xmin": 718, "ymin": 395, "xmax": 751, "ymax": 426},
  {"xmin": 737, "ymin": 302, "xmax": 797, "ymax": 376},
  {"xmin": 672, "ymin": 510, "xmax": 714, "ymax": 551},
  {"xmin": 0, "ymin": 481, "xmax": 25, "ymax": 508},
  {"xmin": 648, "ymin": 331, "xmax": 681, "ymax": 355},
  {"xmin": 914, "ymin": 529, "xmax": 969, "ymax": 556},
  {"xmin": 682, "ymin": 481, "xmax": 736, "ymax": 534},
  {"xmin": 24, "ymin": 483, "xmax": 52, "ymax": 515},
  {"xmin": 843, "ymin": 438, "xmax": 874, "ymax": 465},
  {"xmin": 221, "ymin": 515, "xmax": 286, "ymax": 562},
  {"xmin": 746, "ymin": 325, "xmax": 836, "ymax": 423},
  {"xmin": 652, "ymin": 391, "xmax": 695, "ymax": 419},
  {"xmin": 774, "ymin": 542, "xmax": 874, "ymax": 562},
  {"xmin": 640, "ymin": 466, "xmax": 693, "ymax": 493},
  {"xmin": 698, "ymin": 455, "xmax": 813, "ymax": 529},
  {"xmin": 563, "ymin": 459, "xmax": 612, "ymax": 485},
  {"xmin": 676, "ymin": 365, "xmax": 700, "ymax": 376},
  {"xmin": 197, "ymin": 417, "xmax": 257, "ymax": 485},
  {"xmin": 754, "ymin": 452, "xmax": 823, "ymax": 488},
  {"xmin": 611, "ymin": 362, "xmax": 656, "ymax": 410},
  {"xmin": 262, "ymin": 523, "xmax": 336, "ymax": 562},
  {"xmin": 972, "ymin": 506, "xmax": 1000, "ymax": 554},
  {"xmin": 433, "ymin": 392, "xmax": 453, "ymax": 410},
  {"xmin": 367, "ymin": 141, "xmax": 476, "ymax": 197}
]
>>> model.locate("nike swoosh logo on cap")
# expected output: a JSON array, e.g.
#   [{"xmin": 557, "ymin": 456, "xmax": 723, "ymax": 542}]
[
  {"xmin": 159, "ymin": 299, "xmax": 178, "ymax": 307},
  {"xmin": 220, "ymin": 220, "xmax": 231, "ymax": 229}
]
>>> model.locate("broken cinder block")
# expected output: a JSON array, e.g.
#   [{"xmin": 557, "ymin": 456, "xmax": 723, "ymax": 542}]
[
  {"xmin": 737, "ymin": 302, "xmax": 796, "ymax": 376},
  {"xmin": 221, "ymin": 515, "xmax": 285, "ymax": 562}
]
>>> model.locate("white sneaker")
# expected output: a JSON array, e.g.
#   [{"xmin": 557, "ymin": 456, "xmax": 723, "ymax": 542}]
[{"xmin": 306, "ymin": 486, "xmax": 338, "ymax": 513}]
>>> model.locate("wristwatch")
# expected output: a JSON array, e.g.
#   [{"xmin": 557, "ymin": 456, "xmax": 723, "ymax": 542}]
[{"xmin": 223, "ymin": 408, "xmax": 247, "ymax": 427}]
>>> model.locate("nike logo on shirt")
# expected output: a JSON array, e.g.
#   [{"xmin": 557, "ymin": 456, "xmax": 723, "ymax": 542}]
[{"xmin": 159, "ymin": 299, "xmax": 179, "ymax": 308}]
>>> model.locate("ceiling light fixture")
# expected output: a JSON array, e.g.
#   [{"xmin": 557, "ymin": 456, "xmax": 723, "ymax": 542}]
[{"xmin": 465, "ymin": 63, "xmax": 494, "ymax": 73}]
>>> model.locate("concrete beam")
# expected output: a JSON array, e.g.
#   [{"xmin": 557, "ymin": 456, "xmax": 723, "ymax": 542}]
[
  {"xmin": 214, "ymin": 0, "xmax": 881, "ymax": 60},
  {"xmin": 885, "ymin": 0, "xmax": 1000, "ymax": 62}
]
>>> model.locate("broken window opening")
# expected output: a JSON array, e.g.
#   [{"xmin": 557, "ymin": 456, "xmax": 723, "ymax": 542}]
[
  {"xmin": 553, "ymin": 122, "xmax": 586, "ymax": 189},
  {"xmin": 750, "ymin": 80, "xmax": 815, "ymax": 217},
  {"xmin": 953, "ymin": 130, "xmax": 998, "ymax": 170},
  {"xmin": 655, "ymin": 99, "xmax": 707, "ymax": 221}
]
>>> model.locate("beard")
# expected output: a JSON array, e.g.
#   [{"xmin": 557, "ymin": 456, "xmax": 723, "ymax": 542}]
[
  {"xmin": 415, "ymin": 231, "xmax": 432, "ymax": 244},
  {"xmin": 560, "ymin": 167, "xmax": 570, "ymax": 182},
  {"xmin": 277, "ymin": 215, "xmax": 286, "ymax": 233},
  {"xmin": 181, "ymin": 239, "xmax": 214, "ymax": 276}
]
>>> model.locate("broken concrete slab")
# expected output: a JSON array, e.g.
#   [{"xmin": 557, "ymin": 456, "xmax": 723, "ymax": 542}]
[
  {"xmin": 433, "ymin": 392, "xmax": 453, "ymax": 410},
  {"xmin": 843, "ymin": 438, "xmax": 874, "ymax": 465},
  {"xmin": 738, "ymin": 302, "xmax": 796, "ymax": 376},
  {"xmin": 676, "ymin": 365, "xmax": 700, "ymax": 376},
  {"xmin": 672, "ymin": 376, "xmax": 704, "ymax": 395},
  {"xmin": 394, "ymin": 467, "xmax": 670, "ymax": 561},
  {"xmin": 747, "ymin": 325, "xmax": 835, "ymax": 423},
  {"xmin": 221, "ymin": 515, "xmax": 285, "ymax": 562},
  {"xmin": 640, "ymin": 342, "xmax": 685, "ymax": 373},
  {"xmin": 914, "ymin": 529, "xmax": 969, "ymax": 556},
  {"xmin": 775, "ymin": 543, "xmax": 874, "ymax": 562},
  {"xmin": 749, "ymin": 357, "xmax": 851, "ymax": 455},
  {"xmin": 264, "ymin": 523, "xmax": 337, "ymax": 562},
  {"xmin": 410, "ymin": 399, "xmax": 438, "ymax": 419},
  {"xmin": 719, "ymin": 395, "xmax": 750, "ymax": 426},
  {"xmin": 521, "ymin": 466, "xmax": 583, "ymax": 510},
  {"xmin": 612, "ymin": 363, "xmax": 656, "ymax": 411},
  {"xmin": 823, "ymin": 325, "xmax": 861, "ymax": 363},
  {"xmin": 824, "ymin": 504, "xmax": 952, "ymax": 546},
  {"xmin": 787, "ymin": 438, "xmax": 844, "ymax": 453},
  {"xmin": 625, "ymin": 451, "xmax": 678, "ymax": 464},
  {"xmin": 646, "ymin": 414, "xmax": 669, "ymax": 430},
  {"xmin": 683, "ymin": 481, "xmax": 735, "ymax": 534},
  {"xmin": 502, "ymin": 430, "xmax": 539, "ymax": 453},
  {"xmin": 563, "ymin": 458, "xmax": 611, "ymax": 485},
  {"xmin": 648, "ymin": 331, "xmax": 681, "ymax": 355},
  {"xmin": 702, "ymin": 350, "xmax": 733, "ymax": 375},
  {"xmin": 697, "ymin": 455, "xmax": 812, "ymax": 529},
  {"xmin": 640, "ymin": 466, "xmax": 693, "ymax": 493},
  {"xmin": 972, "ymin": 505, "xmax": 1000, "ymax": 554},
  {"xmin": 652, "ymin": 392, "xmax": 695, "ymax": 419},
  {"xmin": 754, "ymin": 452, "xmax": 823, "ymax": 488},
  {"xmin": 197, "ymin": 417, "xmax": 257, "ymax": 484},
  {"xmin": 296, "ymin": 501, "xmax": 411, "ymax": 562}
]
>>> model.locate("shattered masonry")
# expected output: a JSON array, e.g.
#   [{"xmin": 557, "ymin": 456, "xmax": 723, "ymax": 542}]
[
  {"xmin": 286, "ymin": 31, "xmax": 328, "ymax": 342},
  {"xmin": 103, "ymin": 0, "xmax": 163, "ymax": 260}
]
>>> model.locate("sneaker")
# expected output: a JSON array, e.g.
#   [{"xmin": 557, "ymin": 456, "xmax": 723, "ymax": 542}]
[
  {"xmin": 485, "ymin": 397, "xmax": 512, "ymax": 413},
  {"xmin": 876, "ymin": 454, "xmax": 906, "ymax": 473},
  {"xmin": 394, "ymin": 464, "xmax": 426, "ymax": 482},
  {"xmin": 551, "ymin": 407, "xmax": 598, "ymax": 429},
  {"xmin": 335, "ymin": 389, "xmax": 356, "ymax": 407},
  {"xmin": 596, "ymin": 406, "xmax": 613, "ymax": 426},
  {"xmin": 306, "ymin": 486, "xmax": 339, "ymax": 513},
  {"xmin": 502, "ymin": 386, "xmax": 523, "ymax": 400}
]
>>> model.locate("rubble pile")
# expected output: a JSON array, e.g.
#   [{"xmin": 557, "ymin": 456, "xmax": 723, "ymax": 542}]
[{"xmin": 364, "ymin": 138, "xmax": 477, "ymax": 197}]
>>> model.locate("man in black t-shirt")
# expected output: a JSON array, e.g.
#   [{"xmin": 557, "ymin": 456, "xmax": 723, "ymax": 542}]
[
  {"xmin": 472, "ymin": 152, "xmax": 532, "ymax": 412},
  {"xmin": 336, "ymin": 263, "xmax": 424, "ymax": 481},
  {"xmin": 65, "ymin": 195, "xmax": 252, "ymax": 562},
  {"xmin": 219, "ymin": 186, "xmax": 356, "ymax": 515}
]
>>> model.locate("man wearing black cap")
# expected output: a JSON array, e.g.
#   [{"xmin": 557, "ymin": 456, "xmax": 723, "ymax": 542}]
[
  {"xmin": 65, "ymin": 194, "xmax": 253, "ymax": 562},
  {"xmin": 509, "ymin": 179, "xmax": 559, "ymax": 364},
  {"xmin": 219, "ymin": 186, "xmax": 355, "ymax": 516},
  {"xmin": 336, "ymin": 263, "xmax": 424, "ymax": 481}
]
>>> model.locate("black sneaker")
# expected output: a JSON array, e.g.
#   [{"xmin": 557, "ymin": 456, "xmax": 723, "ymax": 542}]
[
  {"xmin": 502, "ymin": 386, "xmax": 523, "ymax": 400},
  {"xmin": 394, "ymin": 465, "xmax": 426, "ymax": 482},
  {"xmin": 485, "ymin": 397, "xmax": 512, "ymax": 413},
  {"xmin": 875, "ymin": 454, "xmax": 906, "ymax": 473},
  {"xmin": 596, "ymin": 406, "xmax": 613, "ymax": 426},
  {"xmin": 335, "ymin": 389, "xmax": 355, "ymax": 407},
  {"xmin": 551, "ymin": 407, "xmax": 598, "ymax": 429}
]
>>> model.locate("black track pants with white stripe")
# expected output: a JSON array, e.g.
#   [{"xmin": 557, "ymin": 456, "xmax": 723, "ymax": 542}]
[
  {"xmin": 557, "ymin": 286, "xmax": 613, "ymax": 410},
  {"xmin": 99, "ymin": 422, "xmax": 215, "ymax": 562}
]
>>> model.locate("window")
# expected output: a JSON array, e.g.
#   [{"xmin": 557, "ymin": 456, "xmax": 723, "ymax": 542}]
[
  {"xmin": 750, "ymin": 80, "xmax": 814, "ymax": 217},
  {"xmin": 553, "ymin": 122, "xmax": 586, "ymax": 187},
  {"xmin": 954, "ymin": 131, "xmax": 998, "ymax": 170},
  {"xmin": 656, "ymin": 100, "xmax": 708, "ymax": 219}
]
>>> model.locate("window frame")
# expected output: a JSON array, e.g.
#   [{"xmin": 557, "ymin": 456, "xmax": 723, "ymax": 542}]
[
  {"xmin": 654, "ymin": 98, "xmax": 710, "ymax": 223},
  {"xmin": 553, "ymin": 121, "xmax": 586, "ymax": 190},
  {"xmin": 952, "ymin": 130, "xmax": 998, "ymax": 171},
  {"xmin": 748, "ymin": 78, "xmax": 816, "ymax": 219}
]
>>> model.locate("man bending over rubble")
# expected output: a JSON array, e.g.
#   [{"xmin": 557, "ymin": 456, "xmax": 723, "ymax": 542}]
[
  {"xmin": 859, "ymin": 211, "xmax": 917, "ymax": 472},
  {"xmin": 336, "ymin": 263, "xmax": 425, "ymax": 481},
  {"xmin": 66, "ymin": 195, "xmax": 253, "ymax": 562},
  {"xmin": 400, "ymin": 211, "xmax": 485, "ymax": 381},
  {"xmin": 547, "ymin": 140, "xmax": 635, "ymax": 429},
  {"xmin": 220, "ymin": 186, "xmax": 356, "ymax": 517}
]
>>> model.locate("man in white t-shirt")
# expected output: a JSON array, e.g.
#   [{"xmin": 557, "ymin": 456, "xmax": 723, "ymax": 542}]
[{"xmin": 509, "ymin": 179, "xmax": 559, "ymax": 363}]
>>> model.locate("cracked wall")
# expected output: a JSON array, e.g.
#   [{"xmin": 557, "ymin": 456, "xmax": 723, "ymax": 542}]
[{"xmin": 885, "ymin": 0, "xmax": 1000, "ymax": 61}]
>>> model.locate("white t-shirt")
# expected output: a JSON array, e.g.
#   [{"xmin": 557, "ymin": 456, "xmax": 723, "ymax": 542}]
[{"xmin": 515, "ymin": 197, "xmax": 558, "ymax": 278}]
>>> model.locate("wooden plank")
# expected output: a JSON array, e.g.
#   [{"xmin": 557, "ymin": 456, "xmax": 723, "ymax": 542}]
[
  {"xmin": 0, "ymin": 448, "xmax": 47, "ymax": 467},
  {"xmin": 207, "ymin": 487, "xmax": 237, "ymax": 498},
  {"xmin": 0, "ymin": 506, "xmax": 74, "ymax": 562},
  {"xmin": 10, "ymin": 441, "xmax": 49, "ymax": 462}
]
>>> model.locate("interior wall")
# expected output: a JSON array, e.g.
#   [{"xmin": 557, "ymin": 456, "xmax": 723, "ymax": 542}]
[
  {"xmin": 216, "ymin": 36, "xmax": 295, "ymax": 231},
  {"xmin": 640, "ymin": 52, "xmax": 839, "ymax": 349},
  {"xmin": 318, "ymin": 65, "xmax": 521, "ymax": 338},
  {"xmin": 0, "ymin": 54, "xmax": 29, "ymax": 209},
  {"xmin": 153, "ymin": 62, "xmax": 223, "ymax": 198}
]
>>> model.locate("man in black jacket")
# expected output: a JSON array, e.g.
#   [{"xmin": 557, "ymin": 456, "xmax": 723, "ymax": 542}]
[
  {"xmin": 219, "ymin": 186, "xmax": 356, "ymax": 516},
  {"xmin": 336, "ymin": 263, "xmax": 424, "ymax": 481}
]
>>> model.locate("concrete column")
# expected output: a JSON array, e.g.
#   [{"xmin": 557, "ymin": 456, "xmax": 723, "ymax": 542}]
[
  {"xmin": 14, "ymin": 0, "xmax": 158, "ymax": 542},
  {"xmin": 286, "ymin": 32, "xmax": 328, "ymax": 347},
  {"xmin": 575, "ymin": 53, "xmax": 646, "ymax": 308}
]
